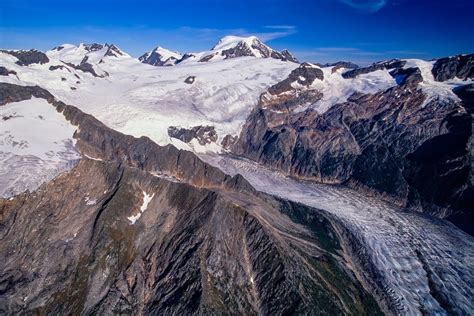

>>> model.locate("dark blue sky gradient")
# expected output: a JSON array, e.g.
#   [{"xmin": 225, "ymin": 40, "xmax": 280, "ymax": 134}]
[{"xmin": 1, "ymin": 0, "xmax": 473, "ymax": 64}]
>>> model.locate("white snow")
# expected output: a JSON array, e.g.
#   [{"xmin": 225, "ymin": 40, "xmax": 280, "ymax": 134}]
[
  {"xmin": 179, "ymin": 35, "xmax": 274, "ymax": 63},
  {"xmin": 154, "ymin": 46, "xmax": 182, "ymax": 61},
  {"xmin": 0, "ymin": 98, "xmax": 80, "ymax": 197},
  {"xmin": 84, "ymin": 154, "xmax": 104, "ymax": 161},
  {"xmin": 0, "ymin": 50, "xmax": 296, "ymax": 152},
  {"xmin": 402, "ymin": 59, "xmax": 472, "ymax": 107},
  {"xmin": 212, "ymin": 35, "xmax": 259, "ymax": 51},
  {"xmin": 310, "ymin": 67, "xmax": 397, "ymax": 113},
  {"xmin": 128, "ymin": 191, "xmax": 154, "ymax": 224},
  {"xmin": 0, "ymin": 98, "xmax": 78, "ymax": 160},
  {"xmin": 84, "ymin": 196, "xmax": 97, "ymax": 205}
]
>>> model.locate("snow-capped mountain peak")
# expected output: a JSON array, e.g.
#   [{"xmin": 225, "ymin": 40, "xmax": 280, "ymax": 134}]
[
  {"xmin": 211, "ymin": 35, "xmax": 261, "ymax": 51},
  {"xmin": 196, "ymin": 35, "xmax": 298, "ymax": 63},
  {"xmin": 140, "ymin": 35, "xmax": 298, "ymax": 66},
  {"xmin": 139, "ymin": 46, "xmax": 183, "ymax": 66},
  {"xmin": 47, "ymin": 42, "xmax": 129, "ymax": 65}
]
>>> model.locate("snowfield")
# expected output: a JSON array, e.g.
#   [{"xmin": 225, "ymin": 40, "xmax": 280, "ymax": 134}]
[
  {"xmin": 0, "ymin": 98, "xmax": 80, "ymax": 197},
  {"xmin": 0, "ymin": 49, "xmax": 296, "ymax": 152},
  {"xmin": 1, "ymin": 44, "xmax": 469, "ymax": 154}
]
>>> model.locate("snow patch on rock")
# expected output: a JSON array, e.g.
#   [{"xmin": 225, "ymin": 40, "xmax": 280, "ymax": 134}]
[{"xmin": 128, "ymin": 191, "xmax": 155, "ymax": 224}]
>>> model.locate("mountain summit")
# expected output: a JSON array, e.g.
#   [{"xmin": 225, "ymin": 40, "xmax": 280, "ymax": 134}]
[
  {"xmin": 139, "ymin": 46, "xmax": 183, "ymax": 66},
  {"xmin": 139, "ymin": 35, "xmax": 298, "ymax": 66}
]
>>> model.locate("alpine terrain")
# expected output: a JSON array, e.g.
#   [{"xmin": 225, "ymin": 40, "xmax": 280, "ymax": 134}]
[{"xmin": 0, "ymin": 34, "xmax": 473, "ymax": 316}]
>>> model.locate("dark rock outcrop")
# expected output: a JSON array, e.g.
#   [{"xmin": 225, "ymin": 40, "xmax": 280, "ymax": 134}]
[
  {"xmin": 221, "ymin": 134, "xmax": 238, "ymax": 150},
  {"xmin": 280, "ymin": 49, "xmax": 299, "ymax": 63},
  {"xmin": 64, "ymin": 60, "xmax": 104, "ymax": 78},
  {"xmin": 1, "ymin": 49, "xmax": 49, "ymax": 66},
  {"xmin": 0, "ymin": 66, "xmax": 16, "ymax": 76},
  {"xmin": 184, "ymin": 76, "xmax": 196, "ymax": 84},
  {"xmin": 389, "ymin": 67, "xmax": 423, "ymax": 85},
  {"xmin": 0, "ymin": 83, "xmax": 55, "ymax": 105},
  {"xmin": 139, "ymin": 47, "xmax": 182, "ymax": 66},
  {"xmin": 267, "ymin": 62, "xmax": 323, "ymax": 96},
  {"xmin": 104, "ymin": 44, "xmax": 125, "ymax": 57},
  {"xmin": 48, "ymin": 65, "xmax": 67, "ymax": 71},
  {"xmin": 168, "ymin": 125, "xmax": 217, "ymax": 146},
  {"xmin": 432, "ymin": 54, "xmax": 474, "ymax": 81},
  {"xmin": 0, "ymin": 83, "xmax": 382, "ymax": 315},
  {"xmin": 342, "ymin": 59, "xmax": 406, "ymax": 79}
]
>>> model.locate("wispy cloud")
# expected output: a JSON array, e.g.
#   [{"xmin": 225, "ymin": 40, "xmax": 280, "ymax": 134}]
[
  {"xmin": 339, "ymin": 0, "xmax": 388, "ymax": 13},
  {"xmin": 252, "ymin": 25, "xmax": 297, "ymax": 41},
  {"xmin": 176, "ymin": 25, "xmax": 297, "ymax": 43}
]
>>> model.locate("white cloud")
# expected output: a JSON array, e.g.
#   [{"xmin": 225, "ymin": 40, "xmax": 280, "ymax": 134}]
[{"xmin": 247, "ymin": 25, "xmax": 297, "ymax": 42}]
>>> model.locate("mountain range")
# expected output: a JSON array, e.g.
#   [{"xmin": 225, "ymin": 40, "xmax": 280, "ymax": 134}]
[{"xmin": 0, "ymin": 35, "xmax": 473, "ymax": 315}]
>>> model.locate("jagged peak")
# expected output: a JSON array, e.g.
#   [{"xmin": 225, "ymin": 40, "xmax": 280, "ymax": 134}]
[{"xmin": 139, "ymin": 45, "xmax": 182, "ymax": 66}]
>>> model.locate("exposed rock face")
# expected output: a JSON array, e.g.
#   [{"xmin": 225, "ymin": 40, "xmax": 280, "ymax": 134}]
[
  {"xmin": 64, "ymin": 59, "xmax": 104, "ymax": 78},
  {"xmin": 83, "ymin": 43, "xmax": 105, "ymax": 52},
  {"xmin": 389, "ymin": 67, "xmax": 423, "ymax": 85},
  {"xmin": 1, "ymin": 49, "xmax": 49, "ymax": 66},
  {"xmin": 48, "ymin": 65, "xmax": 67, "ymax": 71},
  {"xmin": 342, "ymin": 59, "xmax": 406, "ymax": 79},
  {"xmin": 104, "ymin": 44, "xmax": 125, "ymax": 57},
  {"xmin": 0, "ymin": 83, "xmax": 55, "ymax": 105},
  {"xmin": 184, "ymin": 76, "xmax": 196, "ymax": 84},
  {"xmin": 233, "ymin": 70, "xmax": 473, "ymax": 234},
  {"xmin": 0, "ymin": 66, "xmax": 16, "ymax": 76},
  {"xmin": 406, "ymin": 83, "xmax": 474, "ymax": 234},
  {"xmin": 217, "ymin": 36, "xmax": 298, "ymax": 63},
  {"xmin": 168, "ymin": 125, "xmax": 217, "ymax": 145},
  {"xmin": 177, "ymin": 53, "xmax": 196, "ymax": 63},
  {"xmin": 266, "ymin": 62, "xmax": 323, "ymax": 97},
  {"xmin": 139, "ymin": 46, "xmax": 183, "ymax": 66},
  {"xmin": 0, "ymin": 83, "xmax": 382, "ymax": 315},
  {"xmin": 432, "ymin": 54, "xmax": 474, "ymax": 81},
  {"xmin": 280, "ymin": 49, "xmax": 298, "ymax": 63},
  {"xmin": 221, "ymin": 134, "xmax": 238, "ymax": 150}
]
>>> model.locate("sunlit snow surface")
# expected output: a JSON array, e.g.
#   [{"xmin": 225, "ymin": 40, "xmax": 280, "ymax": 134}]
[
  {"xmin": 201, "ymin": 154, "xmax": 474, "ymax": 316},
  {"xmin": 0, "ymin": 51, "xmax": 296, "ymax": 152},
  {"xmin": 1, "ymin": 49, "xmax": 469, "ymax": 154},
  {"xmin": 0, "ymin": 98, "xmax": 80, "ymax": 197}
]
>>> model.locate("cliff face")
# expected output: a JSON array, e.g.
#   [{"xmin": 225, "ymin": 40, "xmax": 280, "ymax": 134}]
[
  {"xmin": 0, "ymin": 83, "xmax": 381, "ymax": 315},
  {"xmin": 233, "ymin": 65, "xmax": 473, "ymax": 234}
]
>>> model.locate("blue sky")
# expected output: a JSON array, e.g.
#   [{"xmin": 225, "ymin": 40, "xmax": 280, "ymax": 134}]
[{"xmin": 1, "ymin": 0, "xmax": 473, "ymax": 65}]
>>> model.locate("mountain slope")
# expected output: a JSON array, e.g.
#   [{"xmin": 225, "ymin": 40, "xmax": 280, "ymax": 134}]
[
  {"xmin": 231, "ymin": 56, "xmax": 474, "ymax": 234},
  {"xmin": 0, "ymin": 83, "xmax": 382, "ymax": 315}
]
